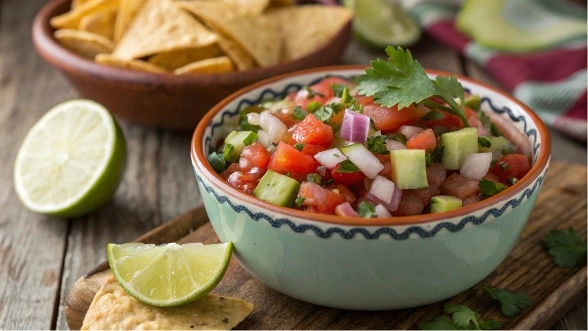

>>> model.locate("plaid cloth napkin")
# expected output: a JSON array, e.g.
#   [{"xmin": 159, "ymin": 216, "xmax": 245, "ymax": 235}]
[{"xmin": 403, "ymin": 0, "xmax": 587, "ymax": 141}]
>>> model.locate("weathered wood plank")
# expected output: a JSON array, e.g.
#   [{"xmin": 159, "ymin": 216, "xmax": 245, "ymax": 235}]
[{"xmin": 0, "ymin": 0, "xmax": 71, "ymax": 329}]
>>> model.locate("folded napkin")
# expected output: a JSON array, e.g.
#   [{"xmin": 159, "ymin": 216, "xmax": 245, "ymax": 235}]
[{"xmin": 403, "ymin": 0, "xmax": 587, "ymax": 141}]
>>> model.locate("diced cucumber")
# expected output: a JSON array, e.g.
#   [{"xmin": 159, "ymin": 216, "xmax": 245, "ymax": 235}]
[
  {"xmin": 441, "ymin": 127, "xmax": 478, "ymax": 170},
  {"xmin": 478, "ymin": 136, "xmax": 511, "ymax": 161},
  {"xmin": 430, "ymin": 195, "xmax": 462, "ymax": 213},
  {"xmin": 465, "ymin": 94, "xmax": 482, "ymax": 110},
  {"xmin": 389, "ymin": 149, "xmax": 428, "ymax": 189},
  {"xmin": 222, "ymin": 130, "xmax": 257, "ymax": 163},
  {"xmin": 207, "ymin": 152, "xmax": 226, "ymax": 174},
  {"xmin": 253, "ymin": 170, "xmax": 300, "ymax": 207}
]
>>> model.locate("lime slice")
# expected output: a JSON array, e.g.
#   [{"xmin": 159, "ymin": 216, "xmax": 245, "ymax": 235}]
[
  {"xmin": 344, "ymin": 0, "xmax": 421, "ymax": 48},
  {"xmin": 107, "ymin": 242, "xmax": 233, "ymax": 307},
  {"xmin": 13, "ymin": 100, "xmax": 126, "ymax": 218}
]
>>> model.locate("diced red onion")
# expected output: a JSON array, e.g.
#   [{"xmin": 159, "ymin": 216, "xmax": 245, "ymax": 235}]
[
  {"xmin": 335, "ymin": 202, "xmax": 359, "ymax": 217},
  {"xmin": 397, "ymin": 125, "xmax": 424, "ymax": 140},
  {"xmin": 366, "ymin": 184, "xmax": 402, "ymax": 212},
  {"xmin": 247, "ymin": 112, "xmax": 260, "ymax": 126},
  {"xmin": 340, "ymin": 109, "xmax": 370, "ymax": 143},
  {"xmin": 369, "ymin": 175, "xmax": 396, "ymax": 204},
  {"xmin": 468, "ymin": 116, "xmax": 491, "ymax": 136},
  {"xmin": 375, "ymin": 204, "xmax": 392, "ymax": 218},
  {"xmin": 260, "ymin": 111, "xmax": 287, "ymax": 144},
  {"xmin": 314, "ymin": 148, "xmax": 347, "ymax": 169},
  {"xmin": 257, "ymin": 129, "xmax": 272, "ymax": 147},
  {"xmin": 385, "ymin": 139, "xmax": 406, "ymax": 151},
  {"xmin": 342, "ymin": 144, "xmax": 384, "ymax": 179},
  {"xmin": 485, "ymin": 111, "xmax": 532, "ymax": 160},
  {"xmin": 460, "ymin": 152, "xmax": 492, "ymax": 180}
]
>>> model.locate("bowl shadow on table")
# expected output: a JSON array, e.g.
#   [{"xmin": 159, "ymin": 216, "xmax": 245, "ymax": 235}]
[{"xmin": 32, "ymin": 0, "xmax": 352, "ymax": 131}]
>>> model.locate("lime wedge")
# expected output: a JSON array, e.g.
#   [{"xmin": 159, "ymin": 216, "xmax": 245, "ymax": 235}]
[
  {"xmin": 13, "ymin": 100, "xmax": 126, "ymax": 218},
  {"xmin": 344, "ymin": 0, "xmax": 421, "ymax": 48},
  {"xmin": 107, "ymin": 242, "xmax": 233, "ymax": 307}
]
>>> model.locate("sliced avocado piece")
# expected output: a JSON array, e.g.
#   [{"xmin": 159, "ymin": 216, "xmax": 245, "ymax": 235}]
[
  {"xmin": 253, "ymin": 170, "xmax": 300, "ymax": 207},
  {"xmin": 430, "ymin": 195, "xmax": 463, "ymax": 213},
  {"xmin": 465, "ymin": 94, "xmax": 482, "ymax": 111},
  {"xmin": 478, "ymin": 136, "xmax": 511, "ymax": 161},
  {"xmin": 441, "ymin": 127, "xmax": 478, "ymax": 170},
  {"xmin": 207, "ymin": 152, "xmax": 226, "ymax": 174},
  {"xmin": 222, "ymin": 130, "xmax": 257, "ymax": 163},
  {"xmin": 389, "ymin": 149, "xmax": 428, "ymax": 189}
]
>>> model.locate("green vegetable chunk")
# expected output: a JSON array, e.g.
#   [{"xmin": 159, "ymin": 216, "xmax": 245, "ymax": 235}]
[
  {"xmin": 543, "ymin": 228, "xmax": 587, "ymax": 268},
  {"xmin": 223, "ymin": 130, "xmax": 258, "ymax": 163},
  {"xmin": 389, "ymin": 149, "xmax": 428, "ymax": 189},
  {"xmin": 207, "ymin": 152, "xmax": 226, "ymax": 174},
  {"xmin": 478, "ymin": 136, "xmax": 511, "ymax": 161},
  {"xmin": 441, "ymin": 127, "xmax": 478, "ymax": 170},
  {"xmin": 430, "ymin": 195, "xmax": 462, "ymax": 213},
  {"xmin": 253, "ymin": 170, "xmax": 301, "ymax": 207},
  {"xmin": 482, "ymin": 285, "xmax": 530, "ymax": 317},
  {"xmin": 464, "ymin": 94, "xmax": 482, "ymax": 110}
]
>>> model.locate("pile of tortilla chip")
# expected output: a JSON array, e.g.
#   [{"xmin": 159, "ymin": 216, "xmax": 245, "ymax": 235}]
[{"xmin": 50, "ymin": 0, "xmax": 352, "ymax": 75}]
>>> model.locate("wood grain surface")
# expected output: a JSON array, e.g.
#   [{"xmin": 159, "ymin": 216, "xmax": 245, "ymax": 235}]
[
  {"xmin": 64, "ymin": 161, "xmax": 587, "ymax": 330},
  {"xmin": 0, "ymin": 0, "xmax": 585, "ymax": 329}
]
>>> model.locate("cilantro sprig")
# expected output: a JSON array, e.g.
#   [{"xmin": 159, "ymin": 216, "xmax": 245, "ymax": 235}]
[
  {"xmin": 366, "ymin": 135, "xmax": 389, "ymax": 155},
  {"xmin": 479, "ymin": 179, "xmax": 507, "ymax": 197},
  {"xmin": 543, "ymin": 228, "xmax": 587, "ymax": 268},
  {"xmin": 419, "ymin": 304, "xmax": 500, "ymax": 330},
  {"xmin": 357, "ymin": 201, "xmax": 375, "ymax": 218},
  {"xmin": 356, "ymin": 47, "xmax": 469, "ymax": 127},
  {"xmin": 482, "ymin": 286, "xmax": 530, "ymax": 317}
]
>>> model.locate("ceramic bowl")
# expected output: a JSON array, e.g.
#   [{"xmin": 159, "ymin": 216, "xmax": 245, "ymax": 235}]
[
  {"xmin": 32, "ymin": 0, "xmax": 351, "ymax": 131},
  {"xmin": 191, "ymin": 66, "xmax": 551, "ymax": 310}
]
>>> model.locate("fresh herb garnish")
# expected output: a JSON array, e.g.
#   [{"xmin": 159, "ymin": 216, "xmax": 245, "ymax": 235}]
[
  {"xmin": 330, "ymin": 83, "xmax": 346, "ymax": 97},
  {"xmin": 347, "ymin": 101, "xmax": 364, "ymax": 114},
  {"xmin": 294, "ymin": 196, "xmax": 306, "ymax": 207},
  {"xmin": 294, "ymin": 143, "xmax": 305, "ymax": 151},
  {"xmin": 385, "ymin": 133, "xmax": 407, "ymax": 145},
  {"xmin": 482, "ymin": 285, "xmax": 530, "ymax": 317},
  {"xmin": 306, "ymin": 101, "xmax": 322, "ymax": 112},
  {"xmin": 207, "ymin": 152, "xmax": 226, "ymax": 174},
  {"xmin": 543, "ymin": 228, "xmax": 587, "ymax": 268},
  {"xmin": 306, "ymin": 173, "xmax": 322, "ymax": 184},
  {"xmin": 366, "ymin": 135, "xmax": 389, "ymax": 155},
  {"xmin": 304, "ymin": 86, "xmax": 325, "ymax": 99},
  {"xmin": 313, "ymin": 102, "xmax": 345, "ymax": 123},
  {"xmin": 341, "ymin": 87, "xmax": 353, "ymax": 103},
  {"xmin": 335, "ymin": 159, "xmax": 360, "ymax": 173},
  {"xmin": 420, "ymin": 111, "xmax": 446, "ymax": 121},
  {"xmin": 490, "ymin": 123, "xmax": 502, "ymax": 137},
  {"xmin": 478, "ymin": 137, "xmax": 491, "ymax": 148},
  {"xmin": 501, "ymin": 146, "xmax": 514, "ymax": 156},
  {"xmin": 357, "ymin": 201, "xmax": 375, "ymax": 218},
  {"xmin": 356, "ymin": 47, "xmax": 468, "ymax": 127},
  {"xmin": 426, "ymin": 145, "xmax": 445, "ymax": 166},
  {"xmin": 419, "ymin": 304, "xmax": 500, "ymax": 330},
  {"xmin": 293, "ymin": 106, "xmax": 308, "ymax": 121},
  {"xmin": 478, "ymin": 179, "xmax": 507, "ymax": 196}
]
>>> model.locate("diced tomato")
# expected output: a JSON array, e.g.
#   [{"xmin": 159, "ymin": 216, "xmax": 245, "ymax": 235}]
[
  {"xmin": 328, "ymin": 183, "xmax": 356, "ymax": 203},
  {"xmin": 426, "ymin": 163, "xmax": 447, "ymax": 187},
  {"xmin": 462, "ymin": 195, "xmax": 481, "ymax": 206},
  {"xmin": 406, "ymin": 128, "xmax": 437, "ymax": 153},
  {"xmin": 273, "ymin": 111, "xmax": 298, "ymax": 127},
  {"xmin": 298, "ymin": 182, "xmax": 347, "ymax": 214},
  {"xmin": 354, "ymin": 95, "xmax": 375, "ymax": 105},
  {"xmin": 421, "ymin": 108, "xmax": 476, "ymax": 129},
  {"xmin": 291, "ymin": 114, "xmax": 334, "ymax": 148},
  {"xmin": 222, "ymin": 163, "xmax": 265, "ymax": 194},
  {"xmin": 221, "ymin": 163, "xmax": 240, "ymax": 180},
  {"xmin": 268, "ymin": 141, "xmax": 318, "ymax": 175},
  {"xmin": 483, "ymin": 172, "xmax": 500, "ymax": 183},
  {"xmin": 331, "ymin": 164, "xmax": 366, "ymax": 186},
  {"xmin": 286, "ymin": 77, "xmax": 349, "ymax": 109},
  {"xmin": 393, "ymin": 191, "xmax": 425, "ymax": 216},
  {"xmin": 300, "ymin": 144, "xmax": 327, "ymax": 156},
  {"xmin": 490, "ymin": 154, "xmax": 531, "ymax": 185},
  {"xmin": 362, "ymin": 103, "xmax": 425, "ymax": 133},
  {"xmin": 239, "ymin": 143, "xmax": 271, "ymax": 172},
  {"xmin": 440, "ymin": 173, "xmax": 480, "ymax": 200}
]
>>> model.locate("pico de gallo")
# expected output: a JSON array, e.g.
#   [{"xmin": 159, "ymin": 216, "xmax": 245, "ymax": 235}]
[{"xmin": 207, "ymin": 47, "xmax": 532, "ymax": 218}]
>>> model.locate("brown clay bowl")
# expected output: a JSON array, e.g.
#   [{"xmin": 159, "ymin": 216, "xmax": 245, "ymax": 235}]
[{"xmin": 32, "ymin": 0, "xmax": 351, "ymax": 131}]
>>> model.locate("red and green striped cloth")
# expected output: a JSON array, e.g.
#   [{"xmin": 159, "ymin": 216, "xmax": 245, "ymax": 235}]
[{"xmin": 404, "ymin": 0, "xmax": 587, "ymax": 141}]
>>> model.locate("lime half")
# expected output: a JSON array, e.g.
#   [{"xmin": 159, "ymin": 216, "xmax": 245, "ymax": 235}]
[
  {"xmin": 13, "ymin": 100, "xmax": 126, "ymax": 218},
  {"xmin": 107, "ymin": 242, "xmax": 233, "ymax": 307},
  {"xmin": 345, "ymin": 0, "xmax": 421, "ymax": 48}
]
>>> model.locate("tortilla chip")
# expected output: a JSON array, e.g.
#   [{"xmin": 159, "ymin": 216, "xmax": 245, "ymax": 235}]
[
  {"xmin": 79, "ymin": 7, "xmax": 118, "ymax": 41},
  {"xmin": 51, "ymin": 0, "xmax": 119, "ymax": 30},
  {"xmin": 96, "ymin": 54, "xmax": 168, "ymax": 73},
  {"xmin": 220, "ymin": 0, "xmax": 270, "ymax": 16},
  {"xmin": 113, "ymin": 0, "xmax": 146, "ymax": 43},
  {"xmin": 216, "ymin": 36, "xmax": 256, "ymax": 71},
  {"xmin": 174, "ymin": 56, "xmax": 234, "ymax": 75},
  {"xmin": 147, "ymin": 45, "xmax": 222, "ymax": 71},
  {"xmin": 72, "ymin": 0, "xmax": 92, "ymax": 9},
  {"xmin": 54, "ymin": 29, "xmax": 114, "ymax": 59},
  {"xmin": 266, "ymin": 5, "xmax": 352, "ymax": 61},
  {"xmin": 177, "ymin": 1, "xmax": 281, "ymax": 67},
  {"xmin": 81, "ymin": 277, "xmax": 254, "ymax": 330},
  {"xmin": 113, "ymin": 0, "xmax": 218, "ymax": 59},
  {"xmin": 269, "ymin": 0, "xmax": 295, "ymax": 7}
]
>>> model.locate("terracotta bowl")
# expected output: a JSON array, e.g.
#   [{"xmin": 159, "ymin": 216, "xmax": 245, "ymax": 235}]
[{"xmin": 32, "ymin": 0, "xmax": 351, "ymax": 130}]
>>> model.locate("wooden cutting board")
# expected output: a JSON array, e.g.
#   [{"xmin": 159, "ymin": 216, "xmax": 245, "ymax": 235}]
[{"xmin": 65, "ymin": 161, "xmax": 587, "ymax": 330}]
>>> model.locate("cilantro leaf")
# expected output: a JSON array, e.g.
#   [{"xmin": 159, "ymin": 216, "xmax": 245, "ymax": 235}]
[
  {"xmin": 294, "ymin": 196, "xmax": 306, "ymax": 207},
  {"xmin": 543, "ymin": 228, "xmax": 587, "ymax": 268},
  {"xmin": 330, "ymin": 83, "xmax": 346, "ymax": 97},
  {"xmin": 356, "ymin": 47, "xmax": 468, "ymax": 127},
  {"xmin": 491, "ymin": 123, "xmax": 502, "ymax": 137},
  {"xmin": 294, "ymin": 143, "xmax": 305, "ymax": 151},
  {"xmin": 303, "ymin": 86, "xmax": 324, "ymax": 99},
  {"xmin": 482, "ymin": 285, "xmax": 530, "ymax": 317},
  {"xmin": 478, "ymin": 137, "xmax": 491, "ymax": 148},
  {"xmin": 293, "ymin": 106, "xmax": 308, "ymax": 121},
  {"xmin": 479, "ymin": 179, "xmax": 507, "ymax": 197},
  {"xmin": 419, "ymin": 315, "xmax": 461, "ymax": 330},
  {"xmin": 306, "ymin": 101, "xmax": 322, "ymax": 112},
  {"xmin": 420, "ymin": 304, "xmax": 500, "ymax": 330},
  {"xmin": 366, "ymin": 135, "xmax": 389, "ymax": 155},
  {"xmin": 445, "ymin": 304, "xmax": 481, "ymax": 329},
  {"xmin": 501, "ymin": 146, "xmax": 514, "ymax": 156},
  {"xmin": 335, "ymin": 159, "xmax": 360, "ymax": 173},
  {"xmin": 420, "ymin": 111, "xmax": 446, "ymax": 121},
  {"xmin": 479, "ymin": 319, "xmax": 501, "ymax": 330},
  {"xmin": 430, "ymin": 145, "xmax": 444, "ymax": 164},
  {"xmin": 357, "ymin": 201, "xmax": 375, "ymax": 218},
  {"xmin": 313, "ymin": 102, "xmax": 345, "ymax": 123}
]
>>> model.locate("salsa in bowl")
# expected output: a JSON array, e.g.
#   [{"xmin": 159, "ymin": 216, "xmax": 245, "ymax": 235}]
[{"xmin": 191, "ymin": 51, "xmax": 550, "ymax": 310}]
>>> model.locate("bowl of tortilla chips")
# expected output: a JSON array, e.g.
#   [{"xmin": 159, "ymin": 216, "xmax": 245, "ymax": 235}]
[{"xmin": 33, "ymin": 0, "xmax": 352, "ymax": 130}]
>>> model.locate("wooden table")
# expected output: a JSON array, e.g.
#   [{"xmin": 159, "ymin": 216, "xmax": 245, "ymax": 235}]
[{"xmin": 0, "ymin": 0, "xmax": 585, "ymax": 329}]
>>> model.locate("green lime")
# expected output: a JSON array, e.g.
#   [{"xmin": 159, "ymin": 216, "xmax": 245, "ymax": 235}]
[
  {"xmin": 344, "ymin": 0, "xmax": 421, "ymax": 48},
  {"xmin": 13, "ymin": 99, "xmax": 126, "ymax": 218},
  {"xmin": 107, "ymin": 242, "xmax": 233, "ymax": 307}
]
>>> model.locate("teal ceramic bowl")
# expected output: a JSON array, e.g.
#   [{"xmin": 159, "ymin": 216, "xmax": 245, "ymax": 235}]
[{"xmin": 191, "ymin": 66, "xmax": 551, "ymax": 310}]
